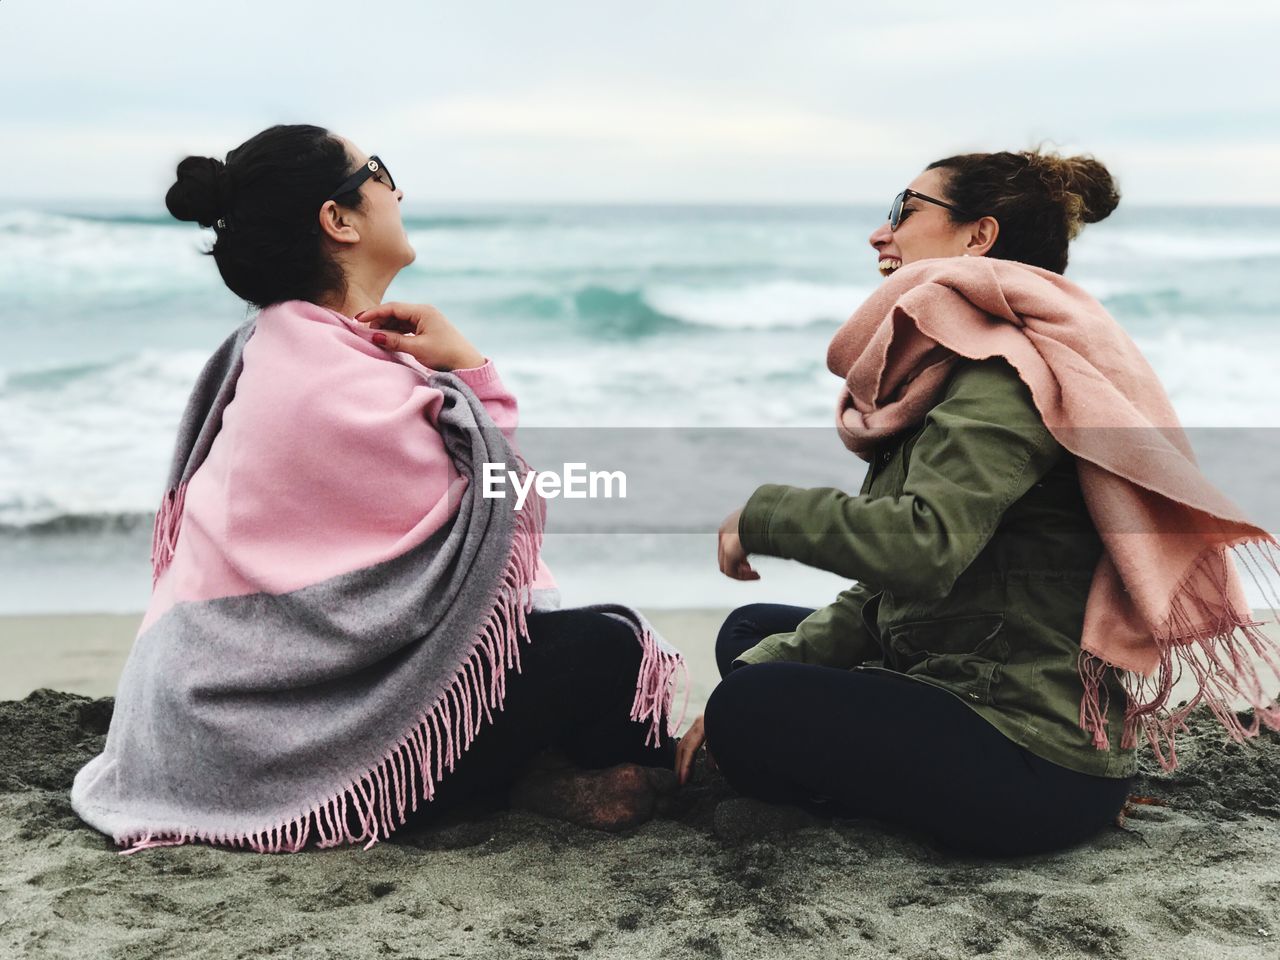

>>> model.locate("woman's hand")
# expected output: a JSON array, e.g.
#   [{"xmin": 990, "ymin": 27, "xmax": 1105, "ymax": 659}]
[
  {"xmin": 354, "ymin": 302, "xmax": 485, "ymax": 372},
  {"xmin": 675, "ymin": 713, "xmax": 715, "ymax": 786},
  {"xmin": 718, "ymin": 507, "xmax": 759, "ymax": 581}
]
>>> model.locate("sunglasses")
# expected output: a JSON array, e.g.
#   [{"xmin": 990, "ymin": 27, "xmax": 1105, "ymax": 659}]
[
  {"xmin": 326, "ymin": 155, "xmax": 396, "ymax": 203},
  {"xmin": 888, "ymin": 188, "xmax": 971, "ymax": 231}
]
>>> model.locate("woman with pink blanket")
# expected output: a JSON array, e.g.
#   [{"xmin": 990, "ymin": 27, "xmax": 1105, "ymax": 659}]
[
  {"xmin": 71, "ymin": 124, "xmax": 683, "ymax": 853},
  {"xmin": 675, "ymin": 149, "xmax": 1280, "ymax": 856}
]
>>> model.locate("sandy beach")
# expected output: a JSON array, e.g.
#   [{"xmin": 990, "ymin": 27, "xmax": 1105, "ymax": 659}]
[{"xmin": 2, "ymin": 610, "xmax": 1279, "ymax": 959}]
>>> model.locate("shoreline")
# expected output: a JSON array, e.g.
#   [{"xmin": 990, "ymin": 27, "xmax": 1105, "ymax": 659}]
[
  {"xmin": 0, "ymin": 610, "xmax": 726, "ymax": 720},
  {"xmin": 4, "ymin": 608, "xmax": 1277, "ymax": 716}
]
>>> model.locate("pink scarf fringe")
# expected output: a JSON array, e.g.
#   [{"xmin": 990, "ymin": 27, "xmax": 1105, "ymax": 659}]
[
  {"xmin": 150, "ymin": 482, "xmax": 187, "ymax": 586},
  {"xmin": 1079, "ymin": 539, "xmax": 1280, "ymax": 770}
]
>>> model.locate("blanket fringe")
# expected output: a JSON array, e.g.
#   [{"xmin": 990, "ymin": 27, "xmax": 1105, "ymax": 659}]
[
  {"xmin": 1078, "ymin": 539, "xmax": 1280, "ymax": 771},
  {"xmin": 631, "ymin": 634, "xmax": 690, "ymax": 747},
  {"xmin": 150, "ymin": 482, "xmax": 188, "ymax": 586},
  {"xmin": 118, "ymin": 479, "xmax": 683, "ymax": 856}
]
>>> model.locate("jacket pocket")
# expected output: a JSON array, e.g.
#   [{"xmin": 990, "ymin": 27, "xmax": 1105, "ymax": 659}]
[{"xmin": 884, "ymin": 613, "xmax": 1007, "ymax": 705}]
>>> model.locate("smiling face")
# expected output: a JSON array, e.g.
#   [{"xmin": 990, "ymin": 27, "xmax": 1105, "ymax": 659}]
[{"xmin": 868, "ymin": 167, "xmax": 998, "ymax": 279}]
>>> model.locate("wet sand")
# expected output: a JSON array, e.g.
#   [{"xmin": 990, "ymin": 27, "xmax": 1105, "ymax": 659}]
[{"xmin": 1, "ymin": 611, "xmax": 1279, "ymax": 958}]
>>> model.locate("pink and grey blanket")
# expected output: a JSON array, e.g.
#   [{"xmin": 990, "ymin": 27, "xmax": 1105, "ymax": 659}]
[{"xmin": 71, "ymin": 300, "xmax": 683, "ymax": 854}]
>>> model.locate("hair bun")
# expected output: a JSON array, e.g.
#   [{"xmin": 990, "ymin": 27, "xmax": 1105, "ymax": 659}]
[
  {"xmin": 1060, "ymin": 156, "xmax": 1120, "ymax": 225},
  {"xmin": 165, "ymin": 156, "xmax": 227, "ymax": 229},
  {"xmin": 1025, "ymin": 150, "xmax": 1120, "ymax": 237}
]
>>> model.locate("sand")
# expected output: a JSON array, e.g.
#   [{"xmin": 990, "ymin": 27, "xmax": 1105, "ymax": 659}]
[{"xmin": 2, "ymin": 611, "xmax": 1279, "ymax": 959}]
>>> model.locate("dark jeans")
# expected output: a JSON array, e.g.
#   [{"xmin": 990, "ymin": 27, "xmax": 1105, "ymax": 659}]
[
  {"xmin": 705, "ymin": 603, "xmax": 1134, "ymax": 857},
  {"xmin": 380, "ymin": 609, "xmax": 675, "ymax": 833}
]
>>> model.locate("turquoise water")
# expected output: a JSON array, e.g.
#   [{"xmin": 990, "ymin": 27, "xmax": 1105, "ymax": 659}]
[{"xmin": 2, "ymin": 203, "xmax": 1279, "ymax": 613}]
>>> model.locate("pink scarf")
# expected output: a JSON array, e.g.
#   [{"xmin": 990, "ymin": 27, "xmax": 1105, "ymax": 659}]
[{"xmin": 829, "ymin": 256, "xmax": 1280, "ymax": 769}]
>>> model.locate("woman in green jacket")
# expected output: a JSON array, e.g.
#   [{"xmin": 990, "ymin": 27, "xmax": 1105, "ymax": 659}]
[{"xmin": 676, "ymin": 149, "xmax": 1138, "ymax": 857}]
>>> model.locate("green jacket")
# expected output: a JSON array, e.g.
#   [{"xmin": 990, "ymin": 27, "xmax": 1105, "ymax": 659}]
[{"xmin": 736, "ymin": 356, "xmax": 1136, "ymax": 778}]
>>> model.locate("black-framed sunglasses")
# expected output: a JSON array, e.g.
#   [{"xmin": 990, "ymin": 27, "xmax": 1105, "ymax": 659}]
[
  {"xmin": 888, "ymin": 188, "xmax": 970, "ymax": 231},
  {"xmin": 325, "ymin": 155, "xmax": 396, "ymax": 203}
]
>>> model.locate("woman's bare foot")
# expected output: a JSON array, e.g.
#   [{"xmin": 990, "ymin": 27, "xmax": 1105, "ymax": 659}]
[{"xmin": 509, "ymin": 760, "xmax": 674, "ymax": 832}]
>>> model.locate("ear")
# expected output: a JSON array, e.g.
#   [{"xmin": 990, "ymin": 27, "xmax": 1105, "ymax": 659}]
[
  {"xmin": 965, "ymin": 216, "xmax": 999, "ymax": 257},
  {"xmin": 317, "ymin": 200, "xmax": 361, "ymax": 245}
]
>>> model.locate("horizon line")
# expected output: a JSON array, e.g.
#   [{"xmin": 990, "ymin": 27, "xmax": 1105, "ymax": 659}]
[{"xmin": 4, "ymin": 197, "xmax": 1280, "ymax": 211}]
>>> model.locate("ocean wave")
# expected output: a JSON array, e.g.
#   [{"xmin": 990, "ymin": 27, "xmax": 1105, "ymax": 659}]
[
  {"xmin": 0, "ymin": 511, "xmax": 153, "ymax": 537},
  {"xmin": 0, "ymin": 348, "xmax": 206, "ymax": 398},
  {"xmin": 403, "ymin": 214, "xmax": 549, "ymax": 230},
  {"xmin": 474, "ymin": 286, "xmax": 681, "ymax": 337},
  {"xmin": 0, "ymin": 210, "xmax": 214, "ymax": 297},
  {"xmin": 488, "ymin": 281, "xmax": 867, "ymax": 333},
  {"xmin": 0, "ymin": 208, "xmax": 544, "ymax": 233},
  {"xmin": 0, "ymin": 349, "xmax": 204, "ymax": 528},
  {"xmin": 1135, "ymin": 329, "xmax": 1280, "ymax": 427},
  {"xmin": 1074, "ymin": 228, "xmax": 1280, "ymax": 263},
  {"xmin": 69, "ymin": 213, "xmax": 178, "ymax": 227},
  {"xmin": 645, "ymin": 280, "xmax": 867, "ymax": 330},
  {"xmin": 571, "ymin": 286, "xmax": 684, "ymax": 336},
  {"xmin": 0, "ymin": 210, "xmax": 88, "ymax": 236},
  {"xmin": 0, "ymin": 209, "xmax": 181, "ymax": 236}
]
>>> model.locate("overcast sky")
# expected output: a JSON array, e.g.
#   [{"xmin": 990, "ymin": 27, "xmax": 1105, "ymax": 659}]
[{"xmin": 3, "ymin": 0, "xmax": 1277, "ymax": 207}]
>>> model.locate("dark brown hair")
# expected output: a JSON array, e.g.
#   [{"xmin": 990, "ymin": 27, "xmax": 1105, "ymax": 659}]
[
  {"xmin": 926, "ymin": 147, "xmax": 1120, "ymax": 274},
  {"xmin": 165, "ymin": 124, "xmax": 363, "ymax": 308}
]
